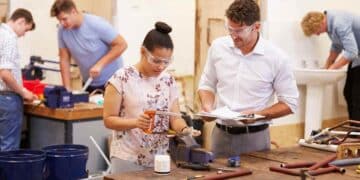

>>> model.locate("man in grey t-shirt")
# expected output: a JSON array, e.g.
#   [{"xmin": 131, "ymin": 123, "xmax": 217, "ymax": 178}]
[{"xmin": 50, "ymin": 0, "xmax": 127, "ymax": 92}]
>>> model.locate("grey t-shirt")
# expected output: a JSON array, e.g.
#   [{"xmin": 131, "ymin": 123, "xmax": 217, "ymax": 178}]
[{"xmin": 58, "ymin": 14, "xmax": 123, "ymax": 86}]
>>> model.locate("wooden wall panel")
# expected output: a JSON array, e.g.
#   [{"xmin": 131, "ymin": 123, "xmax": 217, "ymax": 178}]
[{"xmin": 0, "ymin": 0, "xmax": 8, "ymax": 22}]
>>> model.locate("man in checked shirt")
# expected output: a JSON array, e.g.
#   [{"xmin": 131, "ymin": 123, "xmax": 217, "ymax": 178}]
[{"xmin": 0, "ymin": 8, "xmax": 37, "ymax": 151}]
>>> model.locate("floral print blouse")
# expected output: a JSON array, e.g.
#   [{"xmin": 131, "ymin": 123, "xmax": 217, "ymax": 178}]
[{"xmin": 107, "ymin": 66, "xmax": 178, "ymax": 167}]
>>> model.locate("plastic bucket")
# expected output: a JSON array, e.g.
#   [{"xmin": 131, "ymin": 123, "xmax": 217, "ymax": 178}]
[
  {"xmin": 0, "ymin": 149, "xmax": 46, "ymax": 180},
  {"xmin": 43, "ymin": 144, "xmax": 88, "ymax": 180}
]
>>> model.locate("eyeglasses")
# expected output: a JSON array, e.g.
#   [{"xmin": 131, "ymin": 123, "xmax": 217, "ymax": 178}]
[
  {"xmin": 225, "ymin": 23, "xmax": 252, "ymax": 37},
  {"xmin": 144, "ymin": 47, "xmax": 173, "ymax": 66}
]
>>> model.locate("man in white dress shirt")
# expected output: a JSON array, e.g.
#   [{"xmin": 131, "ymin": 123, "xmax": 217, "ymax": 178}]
[{"xmin": 198, "ymin": 0, "xmax": 299, "ymax": 157}]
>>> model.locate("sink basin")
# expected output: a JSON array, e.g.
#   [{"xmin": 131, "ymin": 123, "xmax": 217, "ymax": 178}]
[
  {"xmin": 294, "ymin": 68, "xmax": 347, "ymax": 138},
  {"xmin": 294, "ymin": 68, "xmax": 346, "ymax": 85}
]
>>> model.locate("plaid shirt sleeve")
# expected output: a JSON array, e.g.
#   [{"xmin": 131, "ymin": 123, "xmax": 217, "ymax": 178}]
[{"xmin": 0, "ymin": 34, "xmax": 17, "ymax": 70}]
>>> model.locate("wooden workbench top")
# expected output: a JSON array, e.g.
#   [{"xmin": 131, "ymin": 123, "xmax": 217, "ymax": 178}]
[
  {"xmin": 104, "ymin": 146, "xmax": 360, "ymax": 180},
  {"xmin": 24, "ymin": 102, "xmax": 103, "ymax": 121}
]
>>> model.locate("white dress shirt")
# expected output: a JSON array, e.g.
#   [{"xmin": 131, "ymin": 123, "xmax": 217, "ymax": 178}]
[
  {"xmin": 0, "ymin": 23, "xmax": 22, "ymax": 91},
  {"xmin": 198, "ymin": 35, "xmax": 299, "ymax": 126}
]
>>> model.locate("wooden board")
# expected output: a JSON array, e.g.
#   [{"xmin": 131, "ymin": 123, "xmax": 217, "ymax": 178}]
[
  {"xmin": 104, "ymin": 146, "xmax": 360, "ymax": 179},
  {"xmin": 24, "ymin": 102, "xmax": 103, "ymax": 121},
  {"xmin": 247, "ymin": 146, "xmax": 360, "ymax": 179}
]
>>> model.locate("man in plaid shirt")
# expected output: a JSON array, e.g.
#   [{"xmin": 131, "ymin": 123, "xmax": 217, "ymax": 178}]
[{"xmin": 0, "ymin": 8, "xmax": 37, "ymax": 151}]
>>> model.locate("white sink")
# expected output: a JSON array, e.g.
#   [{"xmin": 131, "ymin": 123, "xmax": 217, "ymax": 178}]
[
  {"xmin": 294, "ymin": 68, "xmax": 347, "ymax": 85},
  {"xmin": 294, "ymin": 68, "xmax": 347, "ymax": 138}
]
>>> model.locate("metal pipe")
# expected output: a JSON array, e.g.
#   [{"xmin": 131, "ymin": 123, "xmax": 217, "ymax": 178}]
[
  {"xmin": 280, "ymin": 161, "xmax": 316, "ymax": 168},
  {"xmin": 329, "ymin": 157, "xmax": 360, "ymax": 166},
  {"xmin": 156, "ymin": 111, "xmax": 183, "ymax": 117},
  {"xmin": 305, "ymin": 128, "xmax": 329, "ymax": 143},
  {"xmin": 308, "ymin": 165, "xmax": 345, "ymax": 176},
  {"xmin": 342, "ymin": 125, "xmax": 360, "ymax": 131},
  {"xmin": 203, "ymin": 169, "xmax": 252, "ymax": 180},
  {"xmin": 330, "ymin": 130, "xmax": 360, "ymax": 136},
  {"xmin": 308, "ymin": 154, "xmax": 337, "ymax": 170},
  {"xmin": 269, "ymin": 166, "xmax": 300, "ymax": 176},
  {"xmin": 329, "ymin": 120, "xmax": 360, "ymax": 131},
  {"xmin": 298, "ymin": 139, "xmax": 338, "ymax": 152}
]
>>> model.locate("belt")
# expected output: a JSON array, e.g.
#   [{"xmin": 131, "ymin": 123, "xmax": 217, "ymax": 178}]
[
  {"xmin": 216, "ymin": 123, "xmax": 269, "ymax": 135},
  {"xmin": 0, "ymin": 91, "xmax": 18, "ymax": 96}
]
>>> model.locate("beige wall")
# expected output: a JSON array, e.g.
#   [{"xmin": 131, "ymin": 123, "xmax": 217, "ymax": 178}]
[
  {"xmin": 115, "ymin": 0, "xmax": 195, "ymax": 76},
  {"xmin": 9, "ymin": 0, "xmax": 113, "ymax": 86}
]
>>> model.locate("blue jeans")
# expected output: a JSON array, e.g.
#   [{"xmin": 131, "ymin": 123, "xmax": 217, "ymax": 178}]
[{"xmin": 0, "ymin": 93, "xmax": 23, "ymax": 151}]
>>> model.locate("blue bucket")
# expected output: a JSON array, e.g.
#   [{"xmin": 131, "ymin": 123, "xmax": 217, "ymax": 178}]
[
  {"xmin": 43, "ymin": 144, "xmax": 88, "ymax": 180},
  {"xmin": 0, "ymin": 149, "xmax": 46, "ymax": 180}
]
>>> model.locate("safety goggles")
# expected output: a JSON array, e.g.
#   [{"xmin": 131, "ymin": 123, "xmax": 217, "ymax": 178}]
[
  {"xmin": 225, "ymin": 22, "xmax": 253, "ymax": 37},
  {"xmin": 144, "ymin": 47, "xmax": 173, "ymax": 66}
]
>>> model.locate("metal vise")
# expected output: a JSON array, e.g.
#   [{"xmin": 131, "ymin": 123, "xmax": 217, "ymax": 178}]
[
  {"xmin": 22, "ymin": 56, "xmax": 77, "ymax": 80},
  {"xmin": 44, "ymin": 85, "xmax": 73, "ymax": 108},
  {"xmin": 169, "ymin": 134, "xmax": 214, "ymax": 165}
]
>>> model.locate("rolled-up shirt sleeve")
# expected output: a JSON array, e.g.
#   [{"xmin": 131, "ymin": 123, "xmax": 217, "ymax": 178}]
[
  {"xmin": 336, "ymin": 24, "xmax": 359, "ymax": 61},
  {"xmin": 330, "ymin": 43, "xmax": 343, "ymax": 54},
  {"xmin": 273, "ymin": 59, "xmax": 299, "ymax": 113},
  {"xmin": 198, "ymin": 45, "xmax": 217, "ymax": 93}
]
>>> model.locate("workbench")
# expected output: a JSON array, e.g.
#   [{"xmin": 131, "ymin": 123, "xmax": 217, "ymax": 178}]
[
  {"xmin": 24, "ymin": 103, "xmax": 109, "ymax": 174},
  {"xmin": 104, "ymin": 146, "xmax": 360, "ymax": 180}
]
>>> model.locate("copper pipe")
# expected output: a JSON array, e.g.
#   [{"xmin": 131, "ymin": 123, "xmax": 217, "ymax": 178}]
[
  {"xmin": 203, "ymin": 169, "xmax": 252, "ymax": 180},
  {"xmin": 308, "ymin": 154, "xmax": 337, "ymax": 170},
  {"xmin": 329, "ymin": 121, "xmax": 348, "ymax": 130},
  {"xmin": 342, "ymin": 125, "xmax": 360, "ymax": 131},
  {"xmin": 329, "ymin": 120, "xmax": 360, "ymax": 131},
  {"xmin": 280, "ymin": 162, "xmax": 316, "ymax": 169},
  {"xmin": 269, "ymin": 166, "xmax": 300, "ymax": 176},
  {"xmin": 308, "ymin": 165, "xmax": 345, "ymax": 176}
]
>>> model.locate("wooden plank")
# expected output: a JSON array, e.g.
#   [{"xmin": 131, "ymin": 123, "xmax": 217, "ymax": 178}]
[
  {"xmin": 104, "ymin": 146, "xmax": 360, "ymax": 179},
  {"xmin": 246, "ymin": 146, "xmax": 360, "ymax": 179},
  {"xmin": 24, "ymin": 102, "xmax": 103, "ymax": 121}
]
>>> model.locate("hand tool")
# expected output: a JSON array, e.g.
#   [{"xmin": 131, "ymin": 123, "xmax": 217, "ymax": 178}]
[
  {"xmin": 82, "ymin": 77, "xmax": 93, "ymax": 92},
  {"xmin": 155, "ymin": 111, "xmax": 183, "ymax": 117}
]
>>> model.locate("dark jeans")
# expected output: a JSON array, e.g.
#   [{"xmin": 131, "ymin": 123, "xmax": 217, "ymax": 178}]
[
  {"xmin": 344, "ymin": 64, "xmax": 360, "ymax": 121},
  {"xmin": 0, "ymin": 92, "xmax": 23, "ymax": 151}
]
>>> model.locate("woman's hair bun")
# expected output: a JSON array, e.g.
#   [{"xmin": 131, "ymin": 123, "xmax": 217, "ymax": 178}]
[{"xmin": 155, "ymin": 21, "xmax": 172, "ymax": 34}]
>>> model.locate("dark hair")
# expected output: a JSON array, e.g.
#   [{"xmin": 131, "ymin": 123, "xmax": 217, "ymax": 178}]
[
  {"xmin": 142, "ymin": 22, "xmax": 174, "ymax": 51},
  {"xmin": 226, "ymin": 0, "xmax": 260, "ymax": 26},
  {"xmin": 10, "ymin": 8, "xmax": 36, "ymax": 30},
  {"xmin": 50, "ymin": 0, "xmax": 77, "ymax": 17}
]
